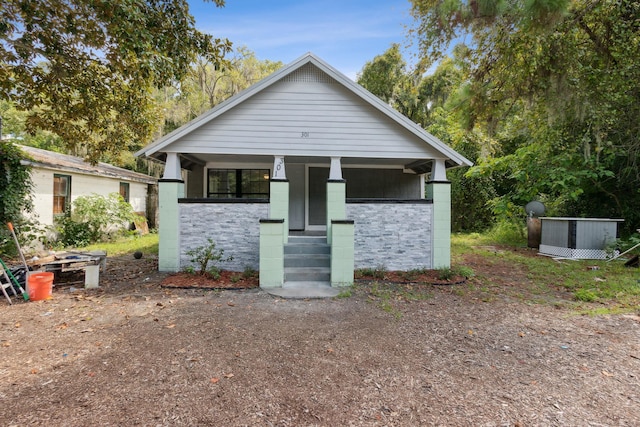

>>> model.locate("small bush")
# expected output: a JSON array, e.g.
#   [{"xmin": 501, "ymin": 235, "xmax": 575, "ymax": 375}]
[
  {"xmin": 242, "ymin": 266, "xmax": 258, "ymax": 279},
  {"xmin": 54, "ymin": 193, "xmax": 141, "ymax": 247},
  {"xmin": 186, "ymin": 238, "xmax": 233, "ymax": 276}
]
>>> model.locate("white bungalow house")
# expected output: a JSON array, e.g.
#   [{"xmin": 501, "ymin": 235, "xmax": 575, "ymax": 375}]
[
  {"xmin": 135, "ymin": 53, "xmax": 472, "ymax": 291},
  {"xmin": 20, "ymin": 145, "xmax": 157, "ymax": 228}
]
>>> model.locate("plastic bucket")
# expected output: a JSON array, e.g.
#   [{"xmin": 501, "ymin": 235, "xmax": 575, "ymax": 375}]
[{"xmin": 28, "ymin": 272, "xmax": 54, "ymax": 301}]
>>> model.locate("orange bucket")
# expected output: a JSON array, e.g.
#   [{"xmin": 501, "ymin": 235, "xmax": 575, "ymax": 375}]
[{"xmin": 28, "ymin": 272, "xmax": 54, "ymax": 301}]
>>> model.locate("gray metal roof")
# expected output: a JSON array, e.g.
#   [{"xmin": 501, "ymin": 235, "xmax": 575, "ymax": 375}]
[{"xmin": 19, "ymin": 145, "xmax": 157, "ymax": 185}]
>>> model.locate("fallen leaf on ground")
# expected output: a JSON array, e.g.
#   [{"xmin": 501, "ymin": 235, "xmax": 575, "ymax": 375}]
[
  {"xmin": 210, "ymin": 378, "xmax": 220, "ymax": 384},
  {"xmin": 601, "ymin": 370, "xmax": 614, "ymax": 377},
  {"xmin": 166, "ymin": 324, "xmax": 176, "ymax": 328},
  {"xmin": 227, "ymin": 302, "xmax": 235, "ymax": 307},
  {"xmin": 224, "ymin": 373, "xmax": 234, "ymax": 378}
]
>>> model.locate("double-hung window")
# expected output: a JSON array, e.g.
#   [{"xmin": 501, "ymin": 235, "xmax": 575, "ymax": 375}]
[
  {"xmin": 53, "ymin": 174, "xmax": 71, "ymax": 215},
  {"xmin": 119, "ymin": 182, "xmax": 130, "ymax": 203}
]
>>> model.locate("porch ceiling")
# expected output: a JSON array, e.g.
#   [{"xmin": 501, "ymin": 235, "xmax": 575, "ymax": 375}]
[{"xmin": 177, "ymin": 153, "xmax": 450, "ymax": 173}]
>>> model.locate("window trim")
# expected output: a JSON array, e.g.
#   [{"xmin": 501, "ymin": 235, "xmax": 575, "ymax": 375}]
[
  {"xmin": 119, "ymin": 182, "xmax": 130, "ymax": 203},
  {"xmin": 207, "ymin": 168, "xmax": 270, "ymax": 199},
  {"xmin": 53, "ymin": 174, "xmax": 72, "ymax": 215}
]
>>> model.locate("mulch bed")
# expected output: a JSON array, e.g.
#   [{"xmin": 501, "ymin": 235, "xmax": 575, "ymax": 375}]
[
  {"xmin": 160, "ymin": 269, "xmax": 466, "ymax": 290},
  {"xmin": 161, "ymin": 270, "xmax": 259, "ymax": 290}
]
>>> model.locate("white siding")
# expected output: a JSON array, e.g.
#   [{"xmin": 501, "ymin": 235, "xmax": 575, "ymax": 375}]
[
  {"xmin": 168, "ymin": 67, "xmax": 442, "ymax": 160},
  {"xmin": 28, "ymin": 166, "xmax": 148, "ymax": 226}
]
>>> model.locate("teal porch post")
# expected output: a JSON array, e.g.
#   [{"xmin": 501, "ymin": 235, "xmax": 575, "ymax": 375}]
[
  {"xmin": 427, "ymin": 159, "xmax": 451, "ymax": 269},
  {"xmin": 269, "ymin": 180, "xmax": 289, "ymax": 244},
  {"xmin": 259, "ymin": 219, "xmax": 285, "ymax": 288},
  {"xmin": 326, "ymin": 157, "xmax": 346, "ymax": 245},
  {"xmin": 330, "ymin": 220, "xmax": 354, "ymax": 287},
  {"xmin": 158, "ymin": 179, "xmax": 184, "ymax": 272},
  {"xmin": 269, "ymin": 156, "xmax": 289, "ymax": 244}
]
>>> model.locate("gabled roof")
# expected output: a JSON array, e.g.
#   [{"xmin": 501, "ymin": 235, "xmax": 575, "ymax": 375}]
[
  {"xmin": 135, "ymin": 52, "xmax": 472, "ymax": 168},
  {"xmin": 20, "ymin": 145, "xmax": 157, "ymax": 184}
]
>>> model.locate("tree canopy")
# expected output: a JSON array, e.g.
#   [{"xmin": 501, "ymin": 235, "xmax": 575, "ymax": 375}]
[
  {"xmin": 407, "ymin": 0, "xmax": 640, "ymax": 233},
  {"xmin": 0, "ymin": 0, "xmax": 232, "ymax": 163}
]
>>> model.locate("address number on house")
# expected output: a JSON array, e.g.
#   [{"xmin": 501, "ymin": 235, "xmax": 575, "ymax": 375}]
[{"xmin": 301, "ymin": 132, "xmax": 310, "ymax": 138}]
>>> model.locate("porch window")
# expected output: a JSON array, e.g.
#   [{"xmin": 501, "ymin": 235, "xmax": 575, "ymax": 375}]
[
  {"xmin": 53, "ymin": 174, "xmax": 71, "ymax": 215},
  {"xmin": 207, "ymin": 169, "xmax": 270, "ymax": 199}
]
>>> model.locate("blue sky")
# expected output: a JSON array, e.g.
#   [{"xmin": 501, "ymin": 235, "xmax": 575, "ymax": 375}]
[{"xmin": 188, "ymin": 0, "xmax": 415, "ymax": 80}]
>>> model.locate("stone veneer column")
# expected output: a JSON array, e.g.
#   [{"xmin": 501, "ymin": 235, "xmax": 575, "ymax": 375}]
[
  {"xmin": 158, "ymin": 179, "xmax": 184, "ymax": 272},
  {"xmin": 427, "ymin": 159, "xmax": 451, "ymax": 269},
  {"xmin": 330, "ymin": 220, "xmax": 354, "ymax": 287}
]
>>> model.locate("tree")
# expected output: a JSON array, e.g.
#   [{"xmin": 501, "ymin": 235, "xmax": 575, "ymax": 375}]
[
  {"xmin": 359, "ymin": 47, "xmax": 495, "ymax": 231},
  {"xmin": 0, "ymin": 0, "xmax": 232, "ymax": 163},
  {"xmin": 157, "ymin": 47, "xmax": 282, "ymax": 135},
  {"xmin": 409, "ymin": 0, "xmax": 640, "ymax": 233}
]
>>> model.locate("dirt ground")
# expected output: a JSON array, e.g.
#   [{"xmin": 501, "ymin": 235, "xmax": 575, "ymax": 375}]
[{"xmin": 1, "ymin": 249, "xmax": 639, "ymax": 426}]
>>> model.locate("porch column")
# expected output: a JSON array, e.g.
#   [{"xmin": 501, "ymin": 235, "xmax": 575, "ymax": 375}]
[
  {"xmin": 269, "ymin": 156, "xmax": 289, "ymax": 243},
  {"xmin": 331, "ymin": 220, "xmax": 354, "ymax": 287},
  {"xmin": 427, "ymin": 159, "xmax": 451, "ymax": 269},
  {"xmin": 159, "ymin": 153, "xmax": 184, "ymax": 272},
  {"xmin": 326, "ymin": 157, "xmax": 346, "ymax": 245},
  {"xmin": 259, "ymin": 219, "xmax": 285, "ymax": 288}
]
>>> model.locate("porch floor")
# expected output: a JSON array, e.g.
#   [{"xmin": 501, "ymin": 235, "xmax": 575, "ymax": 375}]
[{"xmin": 265, "ymin": 281, "xmax": 340, "ymax": 299}]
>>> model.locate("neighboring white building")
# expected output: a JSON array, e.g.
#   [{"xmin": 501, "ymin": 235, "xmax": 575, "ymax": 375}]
[{"xmin": 20, "ymin": 145, "xmax": 157, "ymax": 227}]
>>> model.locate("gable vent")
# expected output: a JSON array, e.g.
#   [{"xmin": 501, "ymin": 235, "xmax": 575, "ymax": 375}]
[{"xmin": 279, "ymin": 63, "xmax": 336, "ymax": 84}]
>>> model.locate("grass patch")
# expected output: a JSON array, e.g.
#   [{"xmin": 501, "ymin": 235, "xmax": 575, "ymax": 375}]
[
  {"xmin": 363, "ymin": 281, "xmax": 432, "ymax": 319},
  {"xmin": 79, "ymin": 232, "xmax": 159, "ymax": 256},
  {"xmin": 452, "ymin": 232, "xmax": 640, "ymax": 314}
]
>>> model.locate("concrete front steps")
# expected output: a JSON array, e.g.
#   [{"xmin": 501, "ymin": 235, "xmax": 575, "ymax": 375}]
[{"xmin": 267, "ymin": 235, "xmax": 340, "ymax": 299}]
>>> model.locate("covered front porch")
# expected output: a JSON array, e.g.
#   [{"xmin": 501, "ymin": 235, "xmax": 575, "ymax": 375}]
[
  {"xmin": 157, "ymin": 152, "xmax": 451, "ymax": 291},
  {"xmin": 136, "ymin": 53, "xmax": 471, "ymax": 294}
]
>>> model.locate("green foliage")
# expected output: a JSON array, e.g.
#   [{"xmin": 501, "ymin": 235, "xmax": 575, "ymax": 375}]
[
  {"xmin": 484, "ymin": 221, "xmax": 526, "ymax": 246},
  {"xmin": 242, "ymin": 265, "xmax": 258, "ymax": 279},
  {"xmin": 409, "ymin": 0, "xmax": 640, "ymax": 233},
  {"xmin": 0, "ymin": 141, "xmax": 33, "ymax": 225},
  {"xmin": 55, "ymin": 193, "xmax": 140, "ymax": 247},
  {"xmin": 81, "ymin": 232, "xmax": 158, "ymax": 256},
  {"xmin": 356, "ymin": 265, "xmax": 387, "ymax": 280},
  {"xmin": 156, "ymin": 47, "xmax": 283, "ymax": 134},
  {"xmin": 1, "ymin": 0, "xmax": 232, "ymax": 163},
  {"xmin": 185, "ymin": 238, "xmax": 233, "ymax": 276},
  {"xmin": 451, "ymin": 233, "xmax": 640, "ymax": 313}
]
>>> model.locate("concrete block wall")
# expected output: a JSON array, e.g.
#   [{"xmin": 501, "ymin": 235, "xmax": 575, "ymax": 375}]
[
  {"xmin": 347, "ymin": 202, "xmax": 432, "ymax": 271},
  {"xmin": 179, "ymin": 202, "xmax": 269, "ymax": 272}
]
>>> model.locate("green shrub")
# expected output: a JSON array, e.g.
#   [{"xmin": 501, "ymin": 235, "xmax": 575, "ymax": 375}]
[
  {"xmin": 185, "ymin": 238, "xmax": 233, "ymax": 276},
  {"xmin": 54, "ymin": 193, "xmax": 140, "ymax": 247}
]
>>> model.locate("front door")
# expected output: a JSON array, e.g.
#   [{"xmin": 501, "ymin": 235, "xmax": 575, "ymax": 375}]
[
  {"xmin": 308, "ymin": 167, "xmax": 329, "ymax": 229},
  {"xmin": 288, "ymin": 164, "xmax": 305, "ymax": 230}
]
